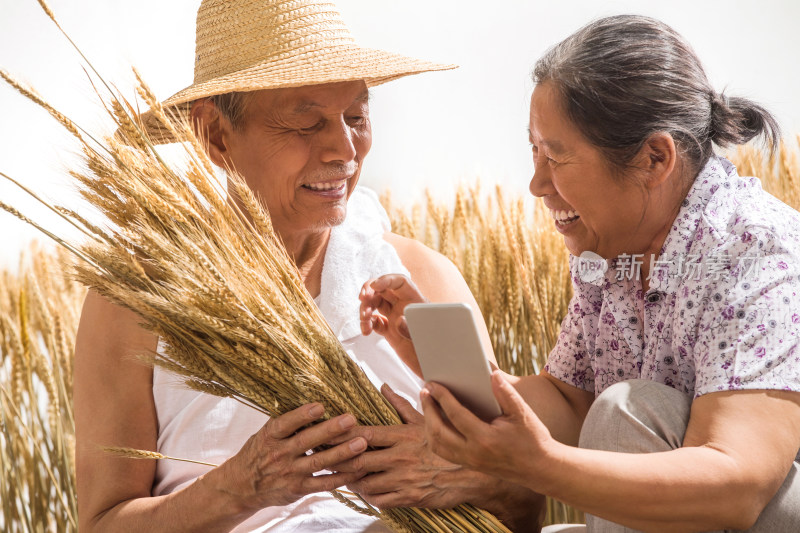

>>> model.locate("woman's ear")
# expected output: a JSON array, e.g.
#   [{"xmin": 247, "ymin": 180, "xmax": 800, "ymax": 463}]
[
  {"xmin": 190, "ymin": 99, "xmax": 233, "ymax": 169},
  {"xmin": 637, "ymin": 132, "xmax": 677, "ymax": 190}
]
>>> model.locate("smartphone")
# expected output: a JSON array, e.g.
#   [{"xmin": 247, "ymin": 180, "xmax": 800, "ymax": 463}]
[{"xmin": 404, "ymin": 303, "xmax": 502, "ymax": 422}]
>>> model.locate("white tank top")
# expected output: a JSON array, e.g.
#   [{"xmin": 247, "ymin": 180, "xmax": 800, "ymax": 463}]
[{"xmin": 151, "ymin": 188, "xmax": 423, "ymax": 532}]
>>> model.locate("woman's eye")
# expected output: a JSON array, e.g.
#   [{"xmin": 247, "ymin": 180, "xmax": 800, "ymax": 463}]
[
  {"xmin": 348, "ymin": 115, "xmax": 366, "ymax": 127},
  {"xmin": 531, "ymin": 144, "xmax": 558, "ymax": 165}
]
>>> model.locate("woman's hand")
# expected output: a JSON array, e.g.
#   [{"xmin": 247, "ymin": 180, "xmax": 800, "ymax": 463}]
[
  {"xmin": 331, "ymin": 384, "xmax": 546, "ymax": 530},
  {"xmin": 421, "ymin": 370, "xmax": 558, "ymax": 492},
  {"xmin": 359, "ymin": 274, "xmax": 427, "ymax": 376},
  {"xmin": 202, "ymin": 403, "xmax": 368, "ymax": 513}
]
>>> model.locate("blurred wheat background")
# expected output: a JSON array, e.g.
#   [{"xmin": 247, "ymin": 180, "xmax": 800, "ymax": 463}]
[{"xmin": 1, "ymin": 140, "xmax": 796, "ymax": 531}]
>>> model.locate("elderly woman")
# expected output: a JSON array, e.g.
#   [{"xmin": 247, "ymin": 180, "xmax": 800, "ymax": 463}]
[
  {"xmin": 73, "ymin": 0, "xmax": 539, "ymax": 532},
  {"xmin": 363, "ymin": 15, "xmax": 800, "ymax": 532}
]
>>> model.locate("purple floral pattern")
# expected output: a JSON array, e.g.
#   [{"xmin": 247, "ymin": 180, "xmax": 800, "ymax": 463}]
[{"xmin": 545, "ymin": 157, "xmax": 800, "ymax": 398}]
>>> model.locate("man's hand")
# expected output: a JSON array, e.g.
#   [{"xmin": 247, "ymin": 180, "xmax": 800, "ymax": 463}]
[
  {"xmin": 331, "ymin": 385, "xmax": 546, "ymax": 531},
  {"xmin": 332, "ymin": 384, "xmax": 467, "ymax": 508},
  {"xmin": 359, "ymin": 274, "xmax": 427, "ymax": 376},
  {"xmin": 203, "ymin": 403, "xmax": 368, "ymax": 512}
]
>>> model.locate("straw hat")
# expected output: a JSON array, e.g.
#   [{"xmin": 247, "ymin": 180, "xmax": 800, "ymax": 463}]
[{"xmin": 143, "ymin": 0, "xmax": 456, "ymax": 143}]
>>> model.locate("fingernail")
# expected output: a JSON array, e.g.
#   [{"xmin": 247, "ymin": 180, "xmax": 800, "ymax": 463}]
[
  {"xmin": 349, "ymin": 438, "xmax": 366, "ymax": 452},
  {"xmin": 339, "ymin": 415, "xmax": 356, "ymax": 430},
  {"xmin": 309, "ymin": 404, "xmax": 324, "ymax": 418}
]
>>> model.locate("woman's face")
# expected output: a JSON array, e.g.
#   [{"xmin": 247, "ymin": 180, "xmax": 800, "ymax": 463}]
[{"xmin": 528, "ymin": 82, "xmax": 654, "ymax": 259}]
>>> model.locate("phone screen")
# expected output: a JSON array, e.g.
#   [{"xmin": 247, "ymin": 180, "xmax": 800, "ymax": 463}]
[{"xmin": 405, "ymin": 303, "xmax": 502, "ymax": 421}]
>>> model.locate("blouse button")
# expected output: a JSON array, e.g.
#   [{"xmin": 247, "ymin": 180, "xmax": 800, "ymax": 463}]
[{"xmin": 646, "ymin": 292, "xmax": 663, "ymax": 303}]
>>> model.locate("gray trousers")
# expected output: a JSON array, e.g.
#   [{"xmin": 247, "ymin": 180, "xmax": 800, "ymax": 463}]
[{"xmin": 566, "ymin": 379, "xmax": 800, "ymax": 533}]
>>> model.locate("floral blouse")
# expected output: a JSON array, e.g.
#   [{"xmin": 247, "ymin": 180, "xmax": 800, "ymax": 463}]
[{"xmin": 545, "ymin": 156, "xmax": 800, "ymax": 398}]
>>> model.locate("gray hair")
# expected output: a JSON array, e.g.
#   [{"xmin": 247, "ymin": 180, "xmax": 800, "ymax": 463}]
[
  {"xmin": 533, "ymin": 15, "xmax": 780, "ymax": 176},
  {"xmin": 208, "ymin": 91, "xmax": 254, "ymax": 131}
]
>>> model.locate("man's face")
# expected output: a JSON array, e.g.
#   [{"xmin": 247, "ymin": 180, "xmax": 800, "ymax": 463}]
[{"xmin": 223, "ymin": 81, "xmax": 371, "ymax": 238}]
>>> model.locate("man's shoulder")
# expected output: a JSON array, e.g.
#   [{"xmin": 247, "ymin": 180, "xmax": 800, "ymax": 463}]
[
  {"xmin": 78, "ymin": 289, "xmax": 159, "ymax": 353},
  {"xmin": 382, "ymin": 232, "xmax": 456, "ymax": 274},
  {"xmin": 381, "ymin": 232, "xmax": 465, "ymax": 297}
]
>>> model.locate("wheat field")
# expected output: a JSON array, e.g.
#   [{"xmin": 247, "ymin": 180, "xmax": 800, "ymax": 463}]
[{"xmin": 0, "ymin": 140, "xmax": 798, "ymax": 531}]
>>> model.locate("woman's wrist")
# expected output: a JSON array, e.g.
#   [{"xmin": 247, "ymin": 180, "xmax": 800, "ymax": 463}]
[
  {"xmin": 467, "ymin": 472, "xmax": 546, "ymax": 532},
  {"xmin": 519, "ymin": 436, "xmax": 568, "ymax": 496}
]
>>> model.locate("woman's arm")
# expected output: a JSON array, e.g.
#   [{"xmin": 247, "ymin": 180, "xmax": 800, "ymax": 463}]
[
  {"xmin": 423, "ymin": 371, "xmax": 800, "ymax": 532},
  {"xmin": 510, "ymin": 371, "xmax": 595, "ymax": 446},
  {"xmin": 75, "ymin": 291, "xmax": 368, "ymax": 532}
]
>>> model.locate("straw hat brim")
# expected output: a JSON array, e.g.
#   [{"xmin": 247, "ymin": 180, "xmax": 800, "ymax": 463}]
[{"xmin": 141, "ymin": 46, "xmax": 456, "ymax": 144}]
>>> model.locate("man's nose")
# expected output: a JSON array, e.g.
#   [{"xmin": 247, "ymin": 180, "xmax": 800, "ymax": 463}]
[{"xmin": 319, "ymin": 117, "xmax": 357, "ymax": 163}]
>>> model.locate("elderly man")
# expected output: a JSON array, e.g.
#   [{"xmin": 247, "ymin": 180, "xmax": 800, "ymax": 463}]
[{"xmin": 74, "ymin": 1, "xmax": 541, "ymax": 531}]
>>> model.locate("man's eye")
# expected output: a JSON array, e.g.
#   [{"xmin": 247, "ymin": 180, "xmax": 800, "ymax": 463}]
[{"xmin": 298, "ymin": 122, "xmax": 322, "ymax": 134}]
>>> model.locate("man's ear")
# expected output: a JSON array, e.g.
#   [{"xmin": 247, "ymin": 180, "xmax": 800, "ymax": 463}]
[
  {"xmin": 190, "ymin": 99, "xmax": 233, "ymax": 169},
  {"xmin": 636, "ymin": 132, "xmax": 677, "ymax": 190}
]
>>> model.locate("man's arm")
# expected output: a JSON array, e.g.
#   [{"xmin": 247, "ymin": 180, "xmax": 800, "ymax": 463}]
[{"xmin": 75, "ymin": 291, "xmax": 367, "ymax": 532}]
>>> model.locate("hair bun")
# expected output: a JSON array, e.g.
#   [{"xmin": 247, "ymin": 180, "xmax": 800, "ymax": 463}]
[
  {"xmin": 709, "ymin": 92, "xmax": 728, "ymax": 115},
  {"xmin": 709, "ymin": 91, "xmax": 778, "ymax": 150}
]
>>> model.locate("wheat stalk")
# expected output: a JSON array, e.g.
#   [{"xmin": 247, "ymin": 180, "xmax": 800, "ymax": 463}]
[{"xmin": 102, "ymin": 446, "xmax": 219, "ymax": 468}]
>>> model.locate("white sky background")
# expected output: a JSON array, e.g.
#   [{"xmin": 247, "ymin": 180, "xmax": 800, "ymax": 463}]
[{"xmin": 1, "ymin": 0, "xmax": 799, "ymax": 271}]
